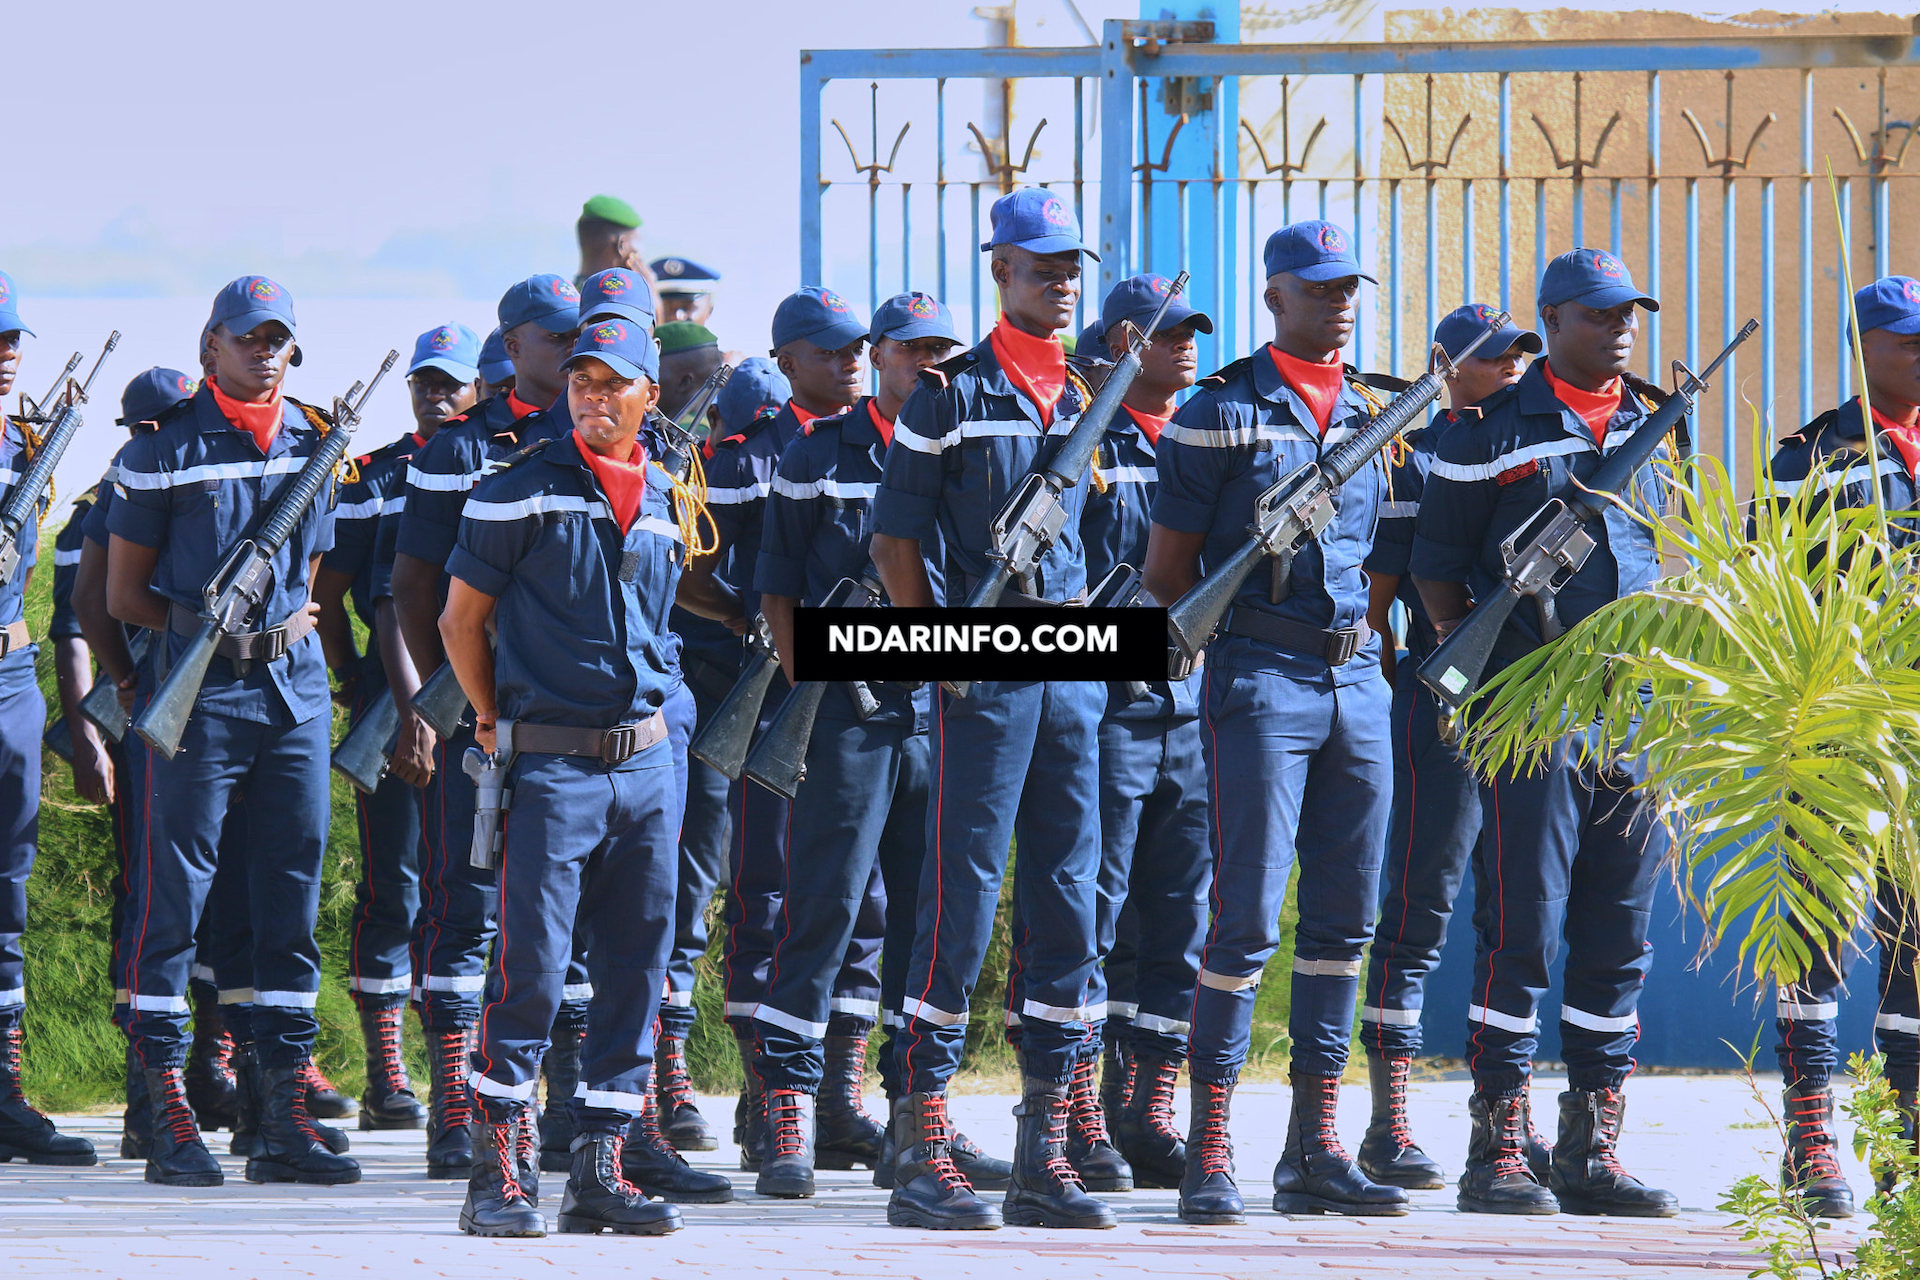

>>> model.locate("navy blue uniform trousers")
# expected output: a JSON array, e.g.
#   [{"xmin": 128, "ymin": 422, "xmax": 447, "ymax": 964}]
[
  {"xmin": 411, "ymin": 724, "xmax": 496, "ymax": 1029},
  {"xmin": 347, "ymin": 671, "xmax": 422, "ymax": 1008},
  {"xmin": 0, "ymin": 679, "xmax": 41, "ymax": 1031},
  {"xmin": 900, "ymin": 680, "xmax": 1104, "ymax": 1092},
  {"xmin": 1362, "ymin": 661, "xmax": 1482, "ymax": 1057},
  {"xmin": 472, "ymin": 744, "xmax": 678, "ymax": 1131},
  {"xmin": 1189, "ymin": 663, "xmax": 1391, "ymax": 1084},
  {"xmin": 721, "ymin": 674, "xmax": 792, "ymax": 1026},
  {"xmin": 663, "ymin": 655, "xmax": 734, "ymax": 1039},
  {"xmin": 1776, "ymin": 875, "xmax": 1920, "ymax": 1092}
]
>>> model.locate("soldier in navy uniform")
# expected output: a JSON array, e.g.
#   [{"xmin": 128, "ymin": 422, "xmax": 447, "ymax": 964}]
[
  {"xmin": 652, "ymin": 257, "xmax": 721, "ymax": 328},
  {"xmin": 1760, "ymin": 275, "xmax": 1920, "ymax": 1218}
]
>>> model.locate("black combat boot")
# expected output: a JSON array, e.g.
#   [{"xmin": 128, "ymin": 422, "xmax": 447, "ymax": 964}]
[
  {"xmin": 1782, "ymin": 1082, "xmax": 1855, "ymax": 1219},
  {"xmin": 1063, "ymin": 1052, "xmax": 1133, "ymax": 1191},
  {"xmin": 183, "ymin": 992, "xmax": 242, "ymax": 1132},
  {"xmin": 557, "ymin": 1131, "xmax": 684, "ymax": 1236},
  {"xmin": 460, "ymin": 1101, "xmax": 545, "ymax": 1237},
  {"xmin": 425, "ymin": 1027, "xmax": 475, "ymax": 1178},
  {"xmin": 1179, "ymin": 1075, "xmax": 1245, "ymax": 1224},
  {"xmin": 227, "ymin": 1040, "xmax": 261, "ymax": 1157},
  {"xmin": 1099, "ymin": 1034, "xmax": 1134, "ymax": 1134},
  {"xmin": 0, "ymin": 1025, "xmax": 96, "ymax": 1165},
  {"xmin": 1115, "ymin": 1050, "xmax": 1185, "ymax": 1189},
  {"xmin": 1878, "ymin": 1086, "xmax": 1917, "ymax": 1195},
  {"xmin": 122, "ymin": 1045, "xmax": 154, "ymax": 1160},
  {"xmin": 653, "ymin": 1031, "xmax": 716, "ymax": 1151},
  {"xmin": 539, "ymin": 1015, "xmax": 586, "ymax": 1172},
  {"xmin": 621, "ymin": 1091, "xmax": 733, "ymax": 1203},
  {"xmin": 516, "ymin": 1101, "xmax": 541, "ymax": 1206},
  {"xmin": 756, "ymin": 1087, "xmax": 817, "ymax": 1198},
  {"xmin": 1271, "ymin": 1072, "xmax": 1408, "ymax": 1216},
  {"xmin": 1548, "ymin": 1086, "xmax": 1679, "ymax": 1217},
  {"xmin": 873, "ymin": 1091, "xmax": 1011, "ymax": 1192},
  {"xmin": 887, "ymin": 1091, "xmax": 1002, "ymax": 1229},
  {"xmin": 1457, "ymin": 1089, "xmax": 1557, "ymax": 1214},
  {"xmin": 141, "ymin": 1066, "xmax": 223, "ymax": 1186},
  {"xmin": 1524, "ymin": 1095, "xmax": 1554, "ymax": 1183},
  {"xmin": 245, "ymin": 1060, "xmax": 362, "ymax": 1184},
  {"xmin": 733, "ymin": 1030, "xmax": 767, "ymax": 1171},
  {"xmin": 1357, "ymin": 1052, "xmax": 1445, "ymax": 1189},
  {"xmin": 300, "ymin": 1058, "xmax": 358, "ymax": 1121},
  {"xmin": 358, "ymin": 1003, "xmax": 426, "ymax": 1130},
  {"xmin": 1004, "ymin": 1075, "xmax": 1118, "ymax": 1228},
  {"xmin": 816, "ymin": 1034, "xmax": 885, "ymax": 1170}
]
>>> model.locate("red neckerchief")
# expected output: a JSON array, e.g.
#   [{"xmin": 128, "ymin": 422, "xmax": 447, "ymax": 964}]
[
  {"xmin": 1540, "ymin": 359, "xmax": 1623, "ymax": 447},
  {"xmin": 506, "ymin": 390, "xmax": 542, "ymax": 419},
  {"xmin": 410, "ymin": 431, "xmax": 428, "ymax": 448},
  {"xmin": 1868, "ymin": 402, "xmax": 1920, "ymax": 479},
  {"xmin": 989, "ymin": 316, "xmax": 1066, "ymax": 427},
  {"xmin": 575, "ymin": 429, "xmax": 647, "ymax": 534},
  {"xmin": 866, "ymin": 399, "xmax": 894, "ymax": 447},
  {"xmin": 1266, "ymin": 344, "xmax": 1344, "ymax": 436},
  {"xmin": 206, "ymin": 377, "xmax": 284, "ymax": 453},
  {"xmin": 788, "ymin": 401, "xmax": 821, "ymax": 435},
  {"xmin": 1122, "ymin": 403, "xmax": 1170, "ymax": 445}
]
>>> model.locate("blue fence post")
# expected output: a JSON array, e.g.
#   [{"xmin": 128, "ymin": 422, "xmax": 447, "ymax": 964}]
[
  {"xmin": 1098, "ymin": 21, "xmax": 1135, "ymax": 308},
  {"xmin": 801, "ymin": 53, "xmax": 824, "ymax": 284}
]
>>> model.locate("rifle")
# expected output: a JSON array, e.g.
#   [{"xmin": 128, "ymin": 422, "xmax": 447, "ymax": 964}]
[
  {"xmin": 688, "ymin": 614, "xmax": 782, "ymax": 779},
  {"xmin": 1418, "ymin": 318, "xmax": 1758, "ymax": 713},
  {"xmin": 407, "ymin": 435, "xmax": 557, "ymax": 738},
  {"xmin": 655, "ymin": 363, "xmax": 733, "ymax": 482},
  {"xmin": 134, "ymin": 350, "xmax": 398, "ymax": 759},
  {"xmin": 740, "ymin": 573, "xmax": 886, "ymax": 800},
  {"xmin": 0, "ymin": 332, "xmax": 119, "ymax": 582},
  {"xmin": 78, "ymin": 631, "xmax": 151, "ymax": 743},
  {"xmin": 331, "ymin": 686, "xmax": 400, "ymax": 794},
  {"xmin": 1086, "ymin": 562, "xmax": 1153, "ymax": 704},
  {"xmin": 18, "ymin": 352, "xmax": 82, "ymax": 425},
  {"xmin": 945, "ymin": 271, "xmax": 1189, "ymax": 699},
  {"xmin": 1165, "ymin": 311, "xmax": 1514, "ymax": 669}
]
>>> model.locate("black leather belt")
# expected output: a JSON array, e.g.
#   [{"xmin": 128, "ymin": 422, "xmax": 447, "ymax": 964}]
[
  {"xmin": 1223, "ymin": 608, "xmax": 1370, "ymax": 666},
  {"xmin": 0, "ymin": 621, "xmax": 29, "ymax": 658},
  {"xmin": 169, "ymin": 602, "xmax": 315, "ymax": 663},
  {"xmin": 500, "ymin": 710, "xmax": 668, "ymax": 765}
]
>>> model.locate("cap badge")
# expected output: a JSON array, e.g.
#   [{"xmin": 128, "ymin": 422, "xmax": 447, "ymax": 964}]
[
  {"xmin": 1317, "ymin": 224, "xmax": 1346, "ymax": 254},
  {"xmin": 1148, "ymin": 275, "xmax": 1172, "ymax": 296},
  {"xmin": 601, "ymin": 275, "xmax": 630, "ymax": 297},
  {"xmin": 907, "ymin": 295, "xmax": 939, "ymax": 318},
  {"xmin": 0, "ymin": 279, "xmax": 10, "ymax": 306},
  {"xmin": 592, "ymin": 322, "xmax": 626, "ymax": 345},
  {"xmin": 554, "ymin": 280, "xmax": 581, "ymax": 300},
  {"xmin": 430, "ymin": 327, "xmax": 457, "ymax": 350},
  {"xmin": 1041, "ymin": 198, "xmax": 1071, "ymax": 228},
  {"xmin": 662, "ymin": 260, "xmax": 685, "ymax": 277},
  {"xmin": 1592, "ymin": 252, "xmax": 1623, "ymax": 278},
  {"xmin": 821, "ymin": 290, "xmax": 851, "ymax": 315},
  {"xmin": 178, "ymin": 376, "xmax": 198, "ymax": 396},
  {"xmin": 1903, "ymin": 279, "xmax": 1920, "ymax": 306},
  {"xmin": 249, "ymin": 278, "xmax": 280, "ymax": 302}
]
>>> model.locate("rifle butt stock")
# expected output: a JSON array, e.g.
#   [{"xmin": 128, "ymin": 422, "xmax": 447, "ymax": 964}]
[
  {"xmin": 133, "ymin": 626, "xmax": 221, "ymax": 760},
  {"xmin": 1416, "ymin": 582, "xmax": 1526, "ymax": 712},
  {"xmin": 741, "ymin": 679, "xmax": 830, "ymax": 800},
  {"xmin": 332, "ymin": 688, "xmax": 401, "ymax": 794},
  {"xmin": 411, "ymin": 663, "xmax": 471, "ymax": 739},
  {"xmin": 688, "ymin": 649, "xmax": 780, "ymax": 779},
  {"xmin": 1166, "ymin": 536, "xmax": 1267, "ymax": 663}
]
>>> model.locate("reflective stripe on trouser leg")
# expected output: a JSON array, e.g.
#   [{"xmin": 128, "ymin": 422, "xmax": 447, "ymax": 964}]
[
  {"xmin": 1875, "ymin": 875, "xmax": 1920, "ymax": 1090},
  {"xmin": 1363, "ymin": 666, "xmax": 1481, "ymax": 1058},
  {"xmin": 349, "ymin": 678, "xmax": 424, "ymax": 1007},
  {"xmin": 1189, "ymin": 667, "xmax": 1390, "ymax": 1083},
  {"xmin": 1123, "ymin": 713, "xmax": 1210, "ymax": 1061},
  {"xmin": 409, "ymin": 726, "xmax": 498, "ymax": 1030},
  {"xmin": 901, "ymin": 680, "xmax": 1103, "ymax": 1093},
  {"xmin": 665, "ymin": 669, "xmax": 732, "ymax": 1042},
  {"xmin": 0, "ymin": 680, "xmax": 40, "ymax": 1033}
]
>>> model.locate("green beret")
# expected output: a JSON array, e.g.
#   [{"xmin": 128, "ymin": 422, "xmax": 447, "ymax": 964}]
[
  {"xmin": 656, "ymin": 322, "xmax": 719, "ymax": 355},
  {"xmin": 581, "ymin": 194, "xmax": 642, "ymax": 228}
]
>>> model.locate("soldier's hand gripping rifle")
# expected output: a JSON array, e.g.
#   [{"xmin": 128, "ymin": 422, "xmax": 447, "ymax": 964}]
[
  {"xmin": 739, "ymin": 572, "xmax": 887, "ymax": 800},
  {"xmin": 1417, "ymin": 318, "xmax": 1757, "ymax": 713},
  {"xmin": 135, "ymin": 350, "xmax": 398, "ymax": 759},
  {"xmin": 687, "ymin": 613, "xmax": 781, "ymax": 779},
  {"xmin": 0, "ymin": 332, "xmax": 118, "ymax": 583},
  {"xmin": 943, "ymin": 271, "xmax": 1190, "ymax": 699},
  {"xmin": 1164, "ymin": 311, "xmax": 1514, "ymax": 672}
]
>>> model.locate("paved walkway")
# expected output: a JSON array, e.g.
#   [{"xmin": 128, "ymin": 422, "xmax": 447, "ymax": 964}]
[{"xmin": 0, "ymin": 1074, "xmax": 1867, "ymax": 1278}]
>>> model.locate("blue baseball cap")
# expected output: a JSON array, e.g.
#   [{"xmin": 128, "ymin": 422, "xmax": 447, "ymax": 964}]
[
  {"xmin": 1075, "ymin": 321, "xmax": 1109, "ymax": 356},
  {"xmin": 565, "ymin": 317, "xmax": 659, "ymax": 382},
  {"xmin": 772, "ymin": 287, "xmax": 867, "ymax": 352},
  {"xmin": 1853, "ymin": 275, "xmax": 1920, "ymax": 336},
  {"xmin": 869, "ymin": 292, "xmax": 958, "ymax": 345},
  {"xmin": 1537, "ymin": 248, "xmax": 1659, "ymax": 312},
  {"xmin": 651, "ymin": 257, "xmax": 721, "ymax": 295},
  {"xmin": 0, "ymin": 271, "xmax": 32, "ymax": 337},
  {"xmin": 980, "ymin": 187, "xmax": 1099, "ymax": 260},
  {"xmin": 1099, "ymin": 273, "xmax": 1213, "ymax": 342},
  {"xmin": 207, "ymin": 275, "xmax": 299, "ymax": 365},
  {"xmin": 579, "ymin": 268, "xmax": 656, "ymax": 327},
  {"xmin": 478, "ymin": 326, "xmax": 513, "ymax": 385},
  {"xmin": 1433, "ymin": 303, "xmax": 1542, "ymax": 363},
  {"xmin": 715, "ymin": 357, "xmax": 792, "ymax": 434},
  {"xmin": 498, "ymin": 273, "xmax": 582, "ymax": 333},
  {"xmin": 407, "ymin": 323, "xmax": 481, "ymax": 382},
  {"xmin": 117, "ymin": 367, "xmax": 197, "ymax": 427},
  {"xmin": 1263, "ymin": 220, "xmax": 1375, "ymax": 283}
]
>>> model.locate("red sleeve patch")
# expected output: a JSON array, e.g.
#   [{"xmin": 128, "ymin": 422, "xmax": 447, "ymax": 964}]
[{"xmin": 1495, "ymin": 458, "xmax": 1538, "ymax": 486}]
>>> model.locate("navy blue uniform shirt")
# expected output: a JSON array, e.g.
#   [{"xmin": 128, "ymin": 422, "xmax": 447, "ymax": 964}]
[
  {"xmin": 1409, "ymin": 360, "xmax": 1667, "ymax": 650},
  {"xmin": 48, "ymin": 484, "xmax": 96, "ymax": 642},
  {"xmin": 325, "ymin": 432, "xmax": 417, "ymax": 632},
  {"xmin": 394, "ymin": 394, "xmax": 541, "ymax": 571},
  {"xmin": 107, "ymin": 386, "xmax": 337, "ymax": 725},
  {"xmin": 1764, "ymin": 398, "xmax": 1920, "ymax": 551},
  {"xmin": 872, "ymin": 337, "xmax": 1092, "ymax": 603},
  {"xmin": 1364, "ymin": 413, "xmax": 1467, "ymax": 665},
  {"xmin": 448, "ymin": 430, "xmax": 683, "ymax": 739},
  {"xmin": 0, "ymin": 418, "xmax": 43, "ymax": 696},
  {"xmin": 1153, "ymin": 347, "xmax": 1388, "ymax": 685}
]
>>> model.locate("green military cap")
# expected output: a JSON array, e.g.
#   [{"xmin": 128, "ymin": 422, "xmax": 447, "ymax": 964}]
[
  {"xmin": 581, "ymin": 194, "xmax": 642, "ymax": 228},
  {"xmin": 656, "ymin": 321, "xmax": 719, "ymax": 355}
]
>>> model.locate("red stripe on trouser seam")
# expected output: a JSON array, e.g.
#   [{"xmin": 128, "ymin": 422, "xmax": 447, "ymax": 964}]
[
  {"xmin": 902, "ymin": 686, "xmax": 950, "ymax": 1086},
  {"xmin": 1189, "ymin": 661, "xmax": 1227, "ymax": 1056}
]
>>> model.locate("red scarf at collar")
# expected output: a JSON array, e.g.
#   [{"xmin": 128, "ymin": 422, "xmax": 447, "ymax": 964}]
[
  {"xmin": 506, "ymin": 390, "xmax": 543, "ymax": 420},
  {"xmin": 1540, "ymin": 360, "xmax": 1623, "ymax": 447},
  {"xmin": 788, "ymin": 401, "xmax": 821, "ymax": 433},
  {"xmin": 990, "ymin": 316, "xmax": 1066, "ymax": 427},
  {"xmin": 206, "ymin": 377, "xmax": 284, "ymax": 453},
  {"xmin": 1123, "ymin": 403, "xmax": 1170, "ymax": 445},
  {"xmin": 1868, "ymin": 402, "xmax": 1920, "ymax": 479},
  {"xmin": 866, "ymin": 399, "xmax": 895, "ymax": 447},
  {"xmin": 1267, "ymin": 345, "xmax": 1344, "ymax": 436},
  {"xmin": 574, "ymin": 429, "xmax": 647, "ymax": 534}
]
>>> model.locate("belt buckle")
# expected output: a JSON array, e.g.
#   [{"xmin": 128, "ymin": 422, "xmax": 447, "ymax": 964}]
[
  {"xmin": 260, "ymin": 625, "xmax": 291, "ymax": 663},
  {"xmin": 1326, "ymin": 627, "xmax": 1361, "ymax": 666},
  {"xmin": 601, "ymin": 723, "xmax": 639, "ymax": 765}
]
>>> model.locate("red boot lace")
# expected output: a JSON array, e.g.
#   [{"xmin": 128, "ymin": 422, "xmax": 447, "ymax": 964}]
[
  {"xmin": 371, "ymin": 1007, "xmax": 410, "ymax": 1094},
  {"xmin": 495, "ymin": 1117, "xmax": 531, "ymax": 1202},
  {"xmin": 1789, "ymin": 1092, "xmax": 1844, "ymax": 1181},
  {"xmin": 1068, "ymin": 1056, "xmax": 1112, "ymax": 1144},
  {"xmin": 917, "ymin": 1094, "xmax": 973, "ymax": 1191},
  {"xmin": 657, "ymin": 1033, "xmax": 698, "ymax": 1109},
  {"xmin": 1195, "ymin": 1081, "xmax": 1234, "ymax": 1176},
  {"xmin": 210, "ymin": 1031, "xmax": 238, "ymax": 1089},
  {"xmin": 1591, "ymin": 1090, "xmax": 1630, "ymax": 1178},
  {"xmin": 289, "ymin": 1076, "xmax": 329, "ymax": 1145},
  {"xmin": 638, "ymin": 1091, "xmax": 674, "ymax": 1155},
  {"xmin": 433, "ymin": 1032, "xmax": 473, "ymax": 1130},
  {"xmin": 1490, "ymin": 1095, "xmax": 1532, "ymax": 1179},
  {"xmin": 604, "ymin": 1135, "xmax": 646, "ymax": 1196},
  {"xmin": 300, "ymin": 1059, "xmax": 344, "ymax": 1098},
  {"xmin": 0, "ymin": 1028, "xmax": 31, "ymax": 1109},
  {"xmin": 767, "ymin": 1089, "xmax": 809, "ymax": 1159},
  {"xmin": 837, "ymin": 1034, "xmax": 870, "ymax": 1112},
  {"xmin": 1039, "ymin": 1090, "xmax": 1089, "ymax": 1190},
  {"xmin": 1301, "ymin": 1075, "xmax": 1351, "ymax": 1162},
  {"xmin": 1385, "ymin": 1056, "xmax": 1418, "ymax": 1148},
  {"xmin": 154, "ymin": 1068, "xmax": 201, "ymax": 1147},
  {"xmin": 1143, "ymin": 1059, "xmax": 1182, "ymax": 1143}
]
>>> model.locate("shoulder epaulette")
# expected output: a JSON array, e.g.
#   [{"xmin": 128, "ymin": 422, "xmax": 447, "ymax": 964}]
[
  {"xmin": 149, "ymin": 397, "xmax": 194, "ymax": 429},
  {"xmin": 1196, "ymin": 354, "xmax": 1258, "ymax": 391},
  {"xmin": 1621, "ymin": 373, "xmax": 1670, "ymax": 410},
  {"xmin": 484, "ymin": 435, "xmax": 553, "ymax": 476},
  {"xmin": 920, "ymin": 348, "xmax": 980, "ymax": 390},
  {"xmin": 287, "ymin": 396, "xmax": 336, "ymax": 435},
  {"xmin": 1346, "ymin": 368, "xmax": 1411, "ymax": 395},
  {"xmin": 72, "ymin": 483, "xmax": 100, "ymax": 510}
]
